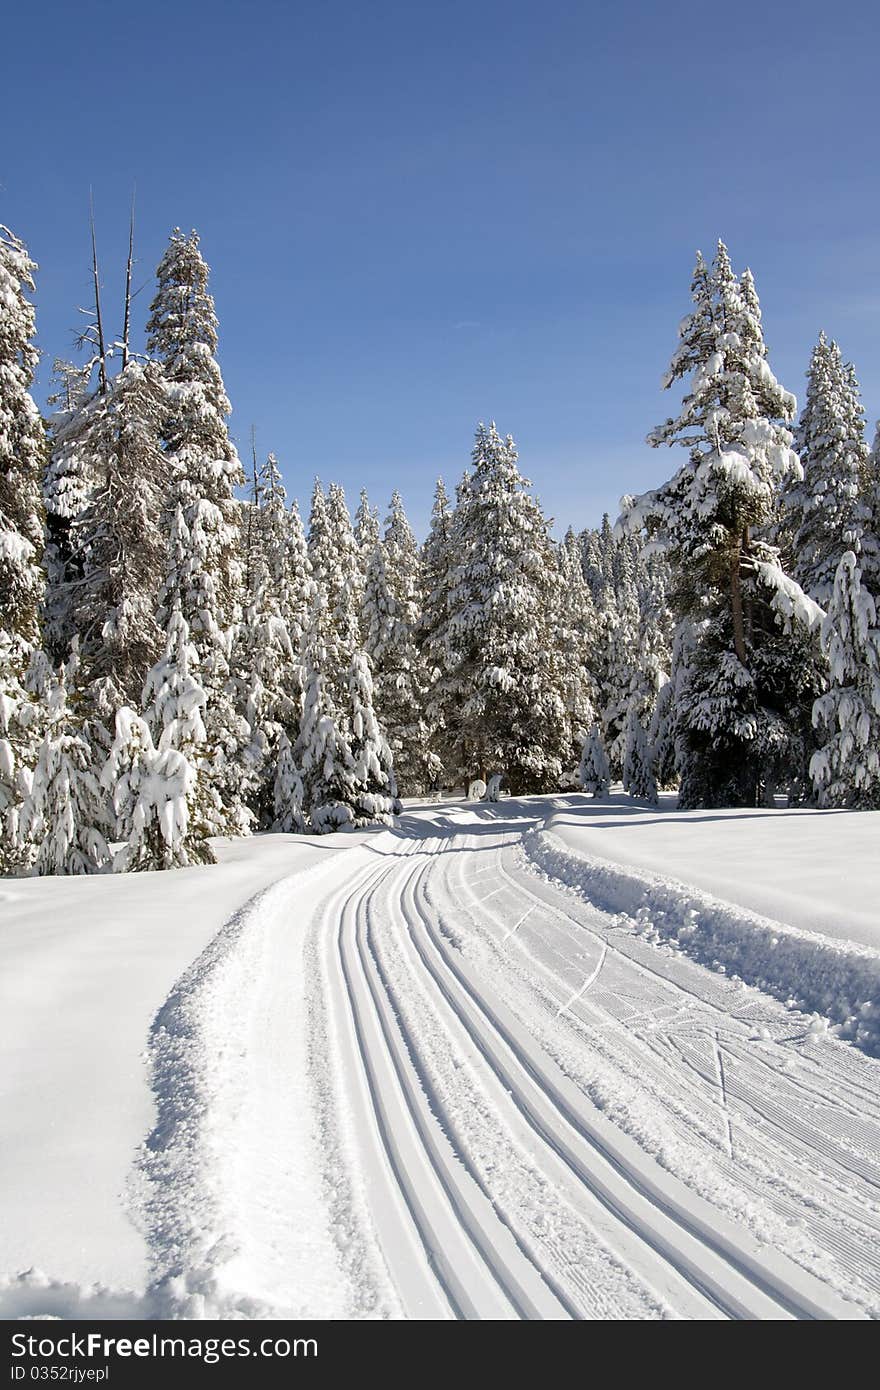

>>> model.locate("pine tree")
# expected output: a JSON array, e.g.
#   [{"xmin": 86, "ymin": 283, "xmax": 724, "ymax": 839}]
[
  {"xmin": 579, "ymin": 725, "xmax": 610, "ymax": 797},
  {"xmin": 554, "ymin": 529, "xmax": 599, "ymax": 776},
  {"xmin": 781, "ymin": 333, "xmax": 872, "ymax": 604},
  {"xmin": 419, "ymin": 477, "xmax": 454, "ymax": 784},
  {"xmin": 68, "ymin": 362, "xmax": 170, "ymax": 716},
  {"xmin": 273, "ymin": 730, "xmax": 305, "ymax": 833},
  {"xmin": 810, "ymin": 550, "xmax": 880, "ymax": 807},
  {"xmin": 363, "ymin": 492, "xmax": 434, "ymax": 794},
  {"xmin": 148, "ymin": 230, "xmax": 249, "ymax": 835},
  {"xmin": 307, "ymin": 480, "xmax": 362, "ymax": 718},
  {"xmin": 621, "ymin": 242, "xmax": 821, "ymax": 807},
  {"xmin": 43, "ymin": 360, "xmax": 96, "ymax": 663},
  {"xmin": 296, "ymin": 600, "xmax": 359, "ymax": 833},
  {"xmin": 354, "ymin": 488, "xmax": 380, "ymax": 591},
  {"xmin": 122, "ymin": 601, "xmax": 218, "ymax": 867},
  {"xmin": 20, "ymin": 660, "xmax": 110, "ymax": 876},
  {"xmin": 437, "ymin": 424, "xmax": 571, "ymax": 792},
  {"xmin": 622, "ymin": 703, "xmax": 659, "ymax": 805},
  {"xmin": 0, "ymin": 226, "xmax": 47, "ymax": 871},
  {"xmin": 348, "ymin": 650, "xmax": 399, "ymax": 824}
]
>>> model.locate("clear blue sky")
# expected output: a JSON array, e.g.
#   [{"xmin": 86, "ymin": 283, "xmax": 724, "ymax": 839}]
[{"xmin": 2, "ymin": 0, "xmax": 878, "ymax": 537}]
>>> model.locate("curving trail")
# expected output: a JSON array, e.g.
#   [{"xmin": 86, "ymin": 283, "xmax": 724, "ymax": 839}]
[{"xmin": 305, "ymin": 803, "xmax": 880, "ymax": 1320}]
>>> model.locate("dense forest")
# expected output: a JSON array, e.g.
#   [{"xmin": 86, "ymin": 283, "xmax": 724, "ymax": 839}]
[{"xmin": 2, "ymin": 224, "xmax": 879, "ymax": 874}]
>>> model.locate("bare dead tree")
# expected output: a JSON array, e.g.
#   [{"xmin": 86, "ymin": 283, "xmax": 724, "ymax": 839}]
[
  {"xmin": 121, "ymin": 189, "xmax": 136, "ymax": 372},
  {"xmin": 89, "ymin": 189, "xmax": 108, "ymax": 395}
]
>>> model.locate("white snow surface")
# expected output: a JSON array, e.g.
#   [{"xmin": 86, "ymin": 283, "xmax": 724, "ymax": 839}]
[
  {"xmin": 3, "ymin": 796, "xmax": 880, "ymax": 1320},
  {"xmin": 540, "ymin": 792, "xmax": 880, "ymax": 950},
  {"xmin": 0, "ymin": 831, "xmax": 365, "ymax": 1319}
]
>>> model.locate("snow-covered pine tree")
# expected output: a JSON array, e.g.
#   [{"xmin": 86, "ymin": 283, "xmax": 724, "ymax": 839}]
[
  {"xmin": 780, "ymin": 333, "xmax": 872, "ymax": 604},
  {"xmin": 554, "ymin": 527, "xmax": 599, "ymax": 777},
  {"xmin": 296, "ymin": 595, "xmax": 359, "ymax": 832},
  {"xmin": 68, "ymin": 361, "xmax": 170, "ymax": 716},
  {"xmin": 20, "ymin": 657, "xmax": 111, "ymax": 875},
  {"xmin": 273, "ymin": 730, "xmax": 305, "ymax": 833},
  {"xmin": 0, "ymin": 225, "xmax": 47, "ymax": 870},
  {"xmin": 363, "ymin": 492, "xmax": 434, "ymax": 794},
  {"xmin": 810, "ymin": 549, "xmax": 880, "ymax": 807},
  {"xmin": 579, "ymin": 725, "xmax": 610, "ymax": 797},
  {"xmin": 43, "ymin": 359, "xmax": 95, "ymax": 664},
  {"xmin": 419, "ymin": 477, "xmax": 454, "ymax": 783},
  {"xmin": 354, "ymin": 488, "xmax": 380, "ymax": 590},
  {"xmin": 127, "ymin": 600, "xmax": 218, "ymax": 867},
  {"xmin": 307, "ymin": 480, "xmax": 362, "ymax": 719},
  {"xmin": 620, "ymin": 242, "xmax": 822, "ymax": 807},
  {"xmin": 438, "ymin": 424, "xmax": 571, "ymax": 792},
  {"xmin": 348, "ymin": 650, "xmax": 399, "ymax": 825},
  {"xmin": 148, "ymin": 230, "xmax": 250, "ymax": 835},
  {"xmin": 622, "ymin": 702, "xmax": 659, "ymax": 805}
]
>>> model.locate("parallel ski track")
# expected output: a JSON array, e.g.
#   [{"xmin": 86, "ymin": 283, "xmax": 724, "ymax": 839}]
[
  {"xmin": 448, "ymin": 823, "xmax": 880, "ymax": 1311},
  {"xmin": 314, "ymin": 815, "xmax": 875, "ymax": 1319}
]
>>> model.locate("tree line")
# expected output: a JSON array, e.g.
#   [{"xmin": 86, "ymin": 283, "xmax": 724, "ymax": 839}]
[{"xmin": 1, "ymin": 224, "xmax": 878, "ymax": 875}]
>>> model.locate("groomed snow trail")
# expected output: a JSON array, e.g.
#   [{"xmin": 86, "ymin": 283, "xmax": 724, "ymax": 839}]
[{"xmin": 308, "ymin": 803, "xmax": 880, "ymax": 1320}]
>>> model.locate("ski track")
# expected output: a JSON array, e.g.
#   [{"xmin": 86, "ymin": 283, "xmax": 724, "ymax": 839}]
[
  {"xmin": 306, "ymin": 804, "xmax": 879, "ymax": 1319},
  {"xmin": 9, "ymin": 802, "xmax": 878, "ymax": 1321}
]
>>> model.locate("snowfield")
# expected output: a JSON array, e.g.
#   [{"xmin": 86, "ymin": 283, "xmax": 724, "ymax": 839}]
[{"xmin": 2, "ymin": 795, "xmax": 880, "ymax": 1320}]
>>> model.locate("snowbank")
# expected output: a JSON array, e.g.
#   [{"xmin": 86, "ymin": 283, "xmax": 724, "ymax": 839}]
[
  {"xmin": 524, "ymin": 801, "xmax": 880, "ymax": 1053},
  {"xmin": 0, "ymin": 832, "xmax": 355, "ymax": 1317},
  {"xmin": 541, "ymin": 794, "xmax": 880, "ymax": 949}
]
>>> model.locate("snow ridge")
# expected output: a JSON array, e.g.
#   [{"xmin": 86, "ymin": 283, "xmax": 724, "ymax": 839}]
[{"xmin": 523, "ymin": 821, "xmax": 880, "ymax": 1054}]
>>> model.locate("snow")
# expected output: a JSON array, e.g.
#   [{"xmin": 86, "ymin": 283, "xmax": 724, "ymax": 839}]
[
  {"xmin": 0, "ymin": 831, "xmax": 361, "ymax": 1316},
  {"xmin": 538, "ymin": 792, "xmax": 880, "ymax": 950},
  {"xmin": 3, "ymin": 797, "xmax": 880, "ymax": 1320}
]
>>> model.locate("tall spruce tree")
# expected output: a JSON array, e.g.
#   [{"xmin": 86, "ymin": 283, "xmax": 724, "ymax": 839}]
[
  {"xmin": 147, "ymin": 230, "xmax": 249, "ymax": 835},
  {"xmin": 363, "ymin": 492, "xmax": 434, "ymax": 794},
  {"xmin": 439, "ymin": 423, "xmax": 571, "ymax": 792},
  {"xmin": 621, "ymin": 242, "xmax": 822, "ymax": 807}
]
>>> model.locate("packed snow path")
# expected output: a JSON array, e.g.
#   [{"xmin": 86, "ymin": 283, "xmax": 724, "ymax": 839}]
[{"xmin": 299, "ymin": 802, "xmax": 879, "ymax": 1320}]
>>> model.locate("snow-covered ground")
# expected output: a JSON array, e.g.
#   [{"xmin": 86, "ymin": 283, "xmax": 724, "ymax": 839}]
[{"xmin": 2, "ymin": 796, "xmax": 880, "ymax": 1320}]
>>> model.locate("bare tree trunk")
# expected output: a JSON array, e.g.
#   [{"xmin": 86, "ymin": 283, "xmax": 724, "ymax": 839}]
[
  {"xmin": 121, "ymin": 190, "xmax": 135, "ymax": 372},
  {"xmin": 90, "ymin": 190, "xmax": 108, "ymax": 395}
]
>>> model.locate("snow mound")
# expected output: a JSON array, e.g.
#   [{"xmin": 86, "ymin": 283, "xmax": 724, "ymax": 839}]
[{"xmin": 523, "ymin": 822, "xmax": 880, "ymax": 1054}]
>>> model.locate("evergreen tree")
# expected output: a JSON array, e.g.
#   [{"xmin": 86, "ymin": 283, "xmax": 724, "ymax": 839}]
[
  {"xmin": 129, "ymin": 601, "xmax": 218, "ymax": 866},
  {"xmin": 0, "ymin": 225, "xmax": 46, "ymax": 869},
  {"xmin": 354, "ymin": 488, "xmax": 380, "ymax": 591},
  {"xmin": 437, "ymin": 424, "xmax": 571, "ymax": 792},
  {"xmin": 148, "ymin": 230, "xmax": 249, "ymax": 834},
  {"xmin": 348, "ymin": 650, "xmax": 399, "ymax": 824},
  {"xmin": 296, "ymin": 600, "xmax": 359, "ymax": 833},
  {"xmin": 363, "ymin": 492, "xmax": 434, "ymax": 794},
  {"xmin": 307, "ymin": 480, "xmax": 362, "ymax": 718},
  {"xmin": 781, "ymin": 333, "xmax": 872, "ymax": 604},
  {"xmin": 419, "ymin": 477, "xmax": 454, "ymax": 782},
  {"xmin": 68, "ymin": 362, "xmax": 170, "ymax": 715},
  {"xmin": 273, "ymin": 730, "xmax": 305, "ymax": 833},
  {"xmin": 622, "ymin": 703, "xmax": 659, "ymax": 805},
  {"xmin": 579, "ymin": 725, "xmax": 610, "ymax": 797},
  {"xmin": 621, "ymin": 242, "xmax": 821, "ymax": 807},
  {"xmin": 810, "ymin": 550, "xmax": 880, "ymax": 807},
  {"xmin": 20, "ymin": 660, "xmax": 110, "ymax": 876},
  {"xmin": 554, "ymin": 529, "xmax": 599, "ymax": 775}
]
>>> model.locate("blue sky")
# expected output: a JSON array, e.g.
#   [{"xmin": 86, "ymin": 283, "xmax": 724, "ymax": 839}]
[{"xmin": 2, "ymin": 0, "xmax": 878, "ymax": 536}]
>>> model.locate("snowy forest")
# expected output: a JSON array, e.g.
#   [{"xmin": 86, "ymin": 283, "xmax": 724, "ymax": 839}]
[{"xmin": 2, "ymin": 223, "xmax": 879, "ymax": 877}]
